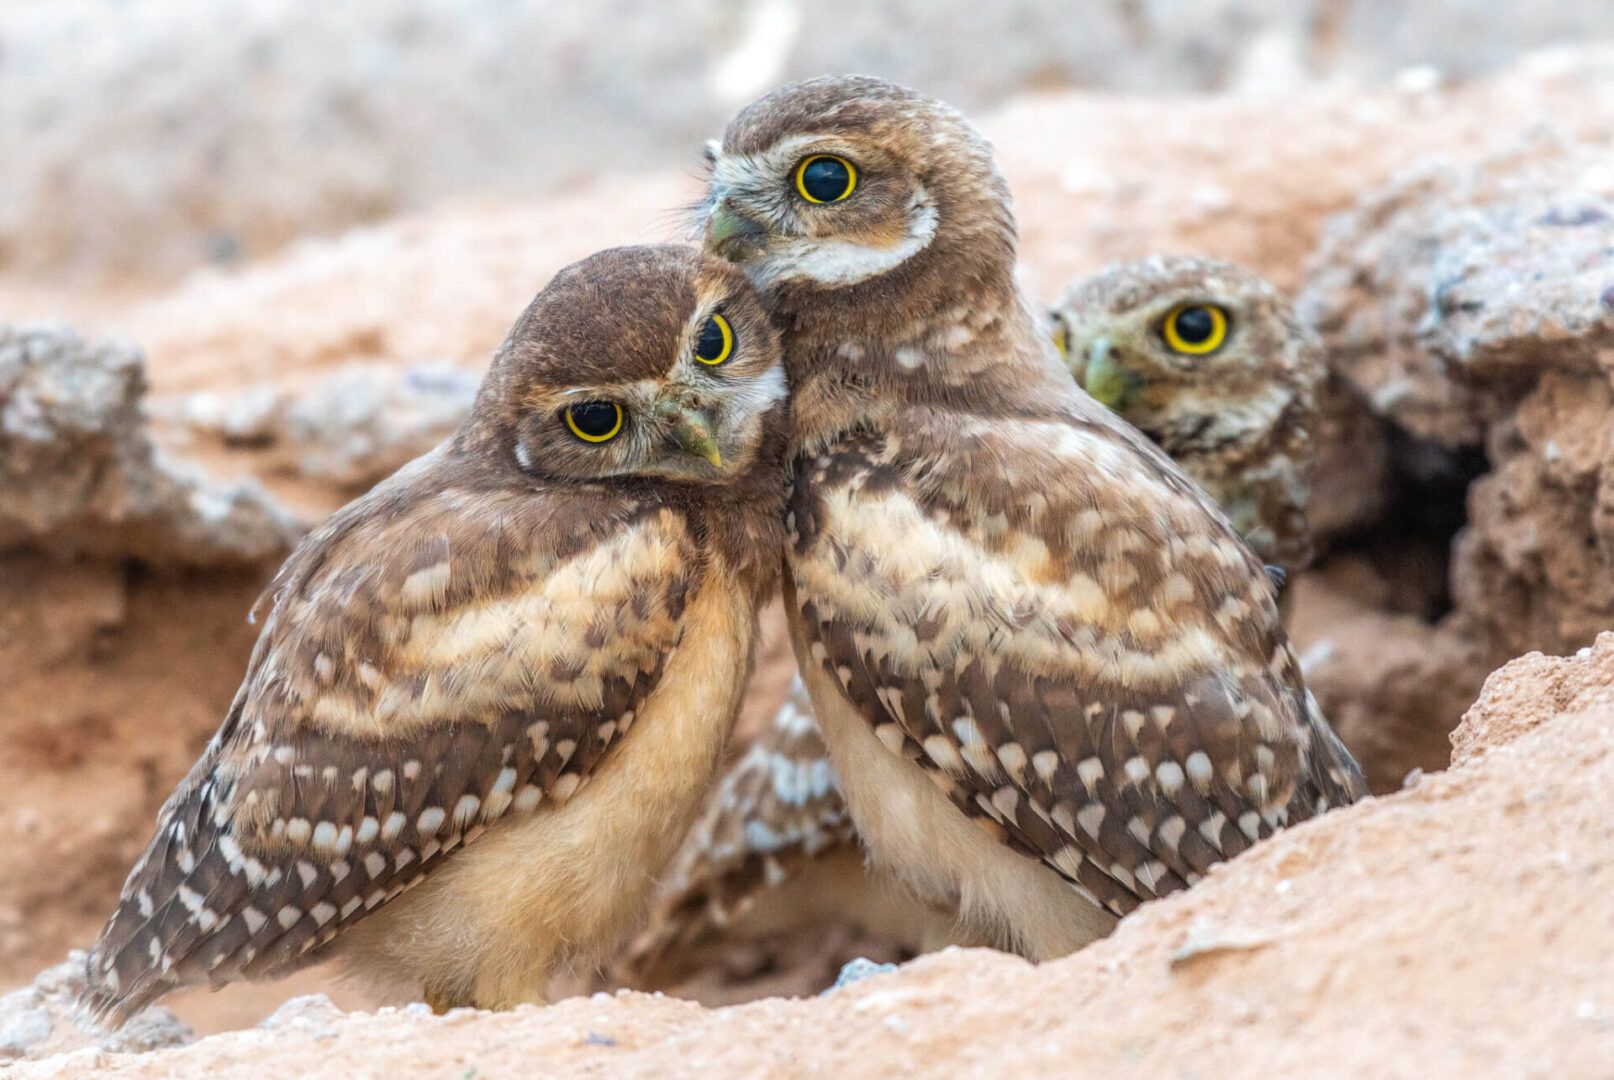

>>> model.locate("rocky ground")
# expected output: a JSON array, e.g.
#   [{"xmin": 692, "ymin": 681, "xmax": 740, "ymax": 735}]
[{"xmin": 1, "ymin": 40, "xmax": 1612, "ymax": 1077}]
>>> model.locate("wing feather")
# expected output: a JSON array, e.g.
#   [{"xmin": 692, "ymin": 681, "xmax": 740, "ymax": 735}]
[
  {"xmin": 85, "ymin": 457, "xmax": 697, "ymax": 1022},
  {"xmin": 790, "ymin": 413, "xmax": 1366, "ymax": 919}
]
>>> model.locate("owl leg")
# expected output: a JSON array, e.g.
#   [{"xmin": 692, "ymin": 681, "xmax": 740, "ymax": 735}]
[
  {"xmin": 467, "ymin": 946, "xmax": 556, "ymax": 1011},
  {"xmin": 423, "ymin": 986, "xmax": 461, "ymax": 1014}
]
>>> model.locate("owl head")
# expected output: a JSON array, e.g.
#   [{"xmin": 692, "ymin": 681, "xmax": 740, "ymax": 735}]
[
  {"xmin": 1047, "ymin": 256, "xmax": 1322, "ymax": 465},
  {"xmin": 699, "ymin": 76, "xmax": 1016, "ymax": 337},
  {"xmin": 470, "ymin": 245, "xmax": 786, "ymax": 486}
]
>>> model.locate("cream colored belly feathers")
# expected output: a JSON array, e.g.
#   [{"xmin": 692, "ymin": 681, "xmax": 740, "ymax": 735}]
[{"xmin": 336, "ymin": 581, "xmax": 756, "ymax": 1005}]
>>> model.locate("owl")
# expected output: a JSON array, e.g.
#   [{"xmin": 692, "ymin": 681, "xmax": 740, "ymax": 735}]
[
  {"xmin": 624, "ymin": 258, "xmax": 1327, "ymax": 973},
  {"xmin": 700, "ymin": 76, "xmax": 1367, "ymax": 962},
  {"xmin": 1048, "ymin": 257, "xmax": 1324, "ymax": 573},
  {"xmin": 625, "ymin": 260, "xmax": 1328, "ymax": 975},
  {"xmin": 81, "ymin": 244, "xmax": 789, "ymax": 1022}
]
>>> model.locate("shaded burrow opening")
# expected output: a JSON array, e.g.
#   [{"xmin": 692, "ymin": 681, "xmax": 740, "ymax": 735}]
[{"xmin": 1318, "ymin": 427, "xmax": 1491, "ymax": 624}]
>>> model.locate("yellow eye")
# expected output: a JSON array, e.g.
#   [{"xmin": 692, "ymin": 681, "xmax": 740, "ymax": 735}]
[
  {"xmin": 794, "ymin": 155, "xmax": 858, "ymax": 204},
  {"xmin": 1161, "ymin": 303, "xmax": 1229, "ymax": 355},
  {"xmin": 564, "ymin": 401, "xmax": 623, "ymax": 443},
  {"xmin": 694, "ymin": 313, "xmax": 735, "ymax": 366},
  {"xmin": 1048, "ymin": 313, "xmax": 1070, "ymax": 359}
]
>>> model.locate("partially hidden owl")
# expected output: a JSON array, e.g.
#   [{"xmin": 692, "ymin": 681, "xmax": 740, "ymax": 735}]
[
  {"xmin": 624, "ymin": 258, "xmax": 1331, "ymax": 981},
  {"xmin": 698, "ymin": 76, "xmax": 1367, "ymax": 962},
  {"xmin": 1048, "ymin": 256, "xmax": 1324, "ymax": 574},
  {"xmin": 82, "ymin": 245, "xmax": 789, "ymax": 1022}
]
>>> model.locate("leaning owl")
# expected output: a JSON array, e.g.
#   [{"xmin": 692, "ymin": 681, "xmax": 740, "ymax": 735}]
[
  {"xmin": 625, "ymin": 258, "xmax": 1331, "ymax": 979},
  {"xmin": 1049, "ymin": 256, "xmax": 1324, "ymax": 573},
  {"xmin": 82, "ymin": 245, "xmax": 789, "ymax": 1021},
  {"xmin": 698, "ymin": 75, "xmax": 1366, "ymax": 961}
]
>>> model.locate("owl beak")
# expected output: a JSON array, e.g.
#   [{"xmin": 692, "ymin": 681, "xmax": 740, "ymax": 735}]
[
  {"xmin": 1078, "ymin": 336, "xmax": 1137, "ymax": 410},
  {"xmin": 659, "ymin": 400, "xmax": 724, "ymax": 469},
  {"xmin": 705, "ymin": 200, "xmax": 768, "ymax": 260}
]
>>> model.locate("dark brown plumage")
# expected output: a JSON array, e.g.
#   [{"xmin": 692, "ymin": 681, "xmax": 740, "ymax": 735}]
[
  {"xmin": 83, "ymin": 245, "xmax": 789, "ymax": 1022},
  {"xmin": 702, "ymin": 76, "xmax": 1366, "ymax": 960}
]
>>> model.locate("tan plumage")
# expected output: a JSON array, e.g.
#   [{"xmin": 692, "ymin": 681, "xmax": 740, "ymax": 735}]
[
  {"xmin": 1049, "ymin": 256, "xmax": 1325, "ymax": 573},
  {"xmin": 630, "ymin": 259, "xmax": 1330, "ymax": 967},
  {"xmin": 621, "ymin": 675, "xmax": 857, "ymax": 982},
  {"xmin": 700, "ymin": 75, "xmax": 1366, "ymax": 961},
  {"xmin": 82, "ymin": 245, "xmax": 789, "ymax": 1022}
]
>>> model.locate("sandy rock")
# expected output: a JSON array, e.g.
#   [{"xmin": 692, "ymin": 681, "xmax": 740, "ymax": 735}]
[
  {"xmin": 14, "ymin": 633, "xmax": 1614, "ymax": 1078},
  {"xmin": 1290, "ymin": 563, "xmax": 1493, "ymax": 792},
  {"xmin": 1452, "ymin": 631, "xmax": 1614, "ymax": 766},
  {"xmin": 157, "ymin": 361, "xmax": 479, "ymax": 492},
  {"xmin": 0, "ymin": 953, "xmax": 193, "ymax": 1065},
  {"xmin": 1307, "ymin": 376, "xmax": 1395, "ymax": 542},
  {"xmin": 0, "ymin": 323, "xmax": 300, "ymax": 566},
  {"xmin": 1302, "ymin": 136, "xmax": 1614, "ymax": 446},
  {"xmin": 1302, "ymin": 140, "xmax": 1614, "ymax": 661}
]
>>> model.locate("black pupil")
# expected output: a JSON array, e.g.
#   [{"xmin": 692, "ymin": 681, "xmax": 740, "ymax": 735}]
[
  {"xmin": 696, "ymin": 317, "xmax": 726, "ymax": 360},
  {"xmin": 570, "ymin": 401, "xmax": 618, "ymax": 437},
  {"xmin": 1175, "ymin": 306, "xmax": 1215, "ymax": 344},
  {"xmin": 802, "ymin": 157, "xmax": 851, "ymax": 201}
]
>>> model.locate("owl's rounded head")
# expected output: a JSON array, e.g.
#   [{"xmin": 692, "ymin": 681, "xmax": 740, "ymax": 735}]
[
  {"xmin": 701, "ymin": 76, "xmax": 1015, "ymax": 326},
  {"xmin": 472, "ymin": 244, "xmax": 786, "ymax": 486},
  {"xmin": 1048, "ymin": 256, "xmax": 1323, "ymax": 464}
]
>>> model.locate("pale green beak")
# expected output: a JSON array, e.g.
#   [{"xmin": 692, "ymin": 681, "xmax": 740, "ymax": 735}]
[
  {"xmin": 659, "ymin": 400, "xmax": 724, "ymax": 469},
  {"xmin": 705, "ymin": 201, "xmax": 767, "ymax": 258},
  {"xmin": 1077, "ymin": 336, "xmax": 1139, "ymax": 411}
]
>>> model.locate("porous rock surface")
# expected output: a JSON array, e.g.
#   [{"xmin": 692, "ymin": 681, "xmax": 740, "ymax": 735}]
[
  {"xmin": 155, "ymin": 360, "xmax": 480, "ymax": 493},
  {"xmin": 0, "ymin": 955, "xmax": 191, "ymax": 1063},
  {"xmin": 0, "ymin": 323, "xmax": 300, "ymax": 566},
  {"xmin": 1295, "ymin": 137, "xmax": 1614, "ymax": 788}
]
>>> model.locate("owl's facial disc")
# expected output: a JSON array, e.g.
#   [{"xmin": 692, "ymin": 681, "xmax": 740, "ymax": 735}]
[
  {"xmin": 1054, "ymin": 299, "xmax": 1238, "ymax": 412},
  {"xmin": 492, "ymin": 246, "xmax": 785, "ymax": 487},
  {"xmin": 702, "ymin": 136, "xmax": 938, "ymax": 290}
]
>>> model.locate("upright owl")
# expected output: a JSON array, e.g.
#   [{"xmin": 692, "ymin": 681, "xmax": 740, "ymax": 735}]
[
  {"xmin": 626, "ymin": 259, "xmax": 1330, "ymax": 979},
  {"xmin": 1049, "ymin": 256, "xmax": 1324, "ymax": 573},
  {"xmin": 701, "ymin": 76, "xmax": 1366, "ymax": 962},
  {"xmin": 82, "ymin": 245, "xmax": 789, "ymax": 1022}
]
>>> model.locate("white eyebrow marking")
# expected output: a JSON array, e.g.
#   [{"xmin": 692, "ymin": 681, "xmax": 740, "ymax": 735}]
[{"xmin": 754, "ymin": 188, "xmax": 938, "ymax": 288}]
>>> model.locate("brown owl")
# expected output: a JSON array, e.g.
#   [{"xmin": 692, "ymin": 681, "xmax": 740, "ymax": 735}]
[
  {"xmin": 82, "ymin": 245, "xmax": 789, "ymax": 1022},
  {"xmin": 623, "ymin": 263, "xmax": 1331, "ymax": 979},
  {"xmin": 700, "ymin": 76, "xmax": 1367, "ymax": 962},
  {"xmin": 1049, "ymin": 257, "xmax": 1324, "ymax": 573}
]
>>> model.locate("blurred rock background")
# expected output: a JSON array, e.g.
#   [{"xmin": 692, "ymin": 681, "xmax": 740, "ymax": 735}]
[
  {"xmin": 6, "ymin": 0, "xmax": 1614, "ymax": 282},
  {"xmin": 2, "ymin": 1, "xmax": 1613, "ymax": 1071}
]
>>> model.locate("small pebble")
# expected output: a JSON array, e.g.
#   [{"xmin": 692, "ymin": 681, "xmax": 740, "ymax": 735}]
[{"xmin": 827, "ymin": 957, "xmax": 899, "ymax": 993}]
